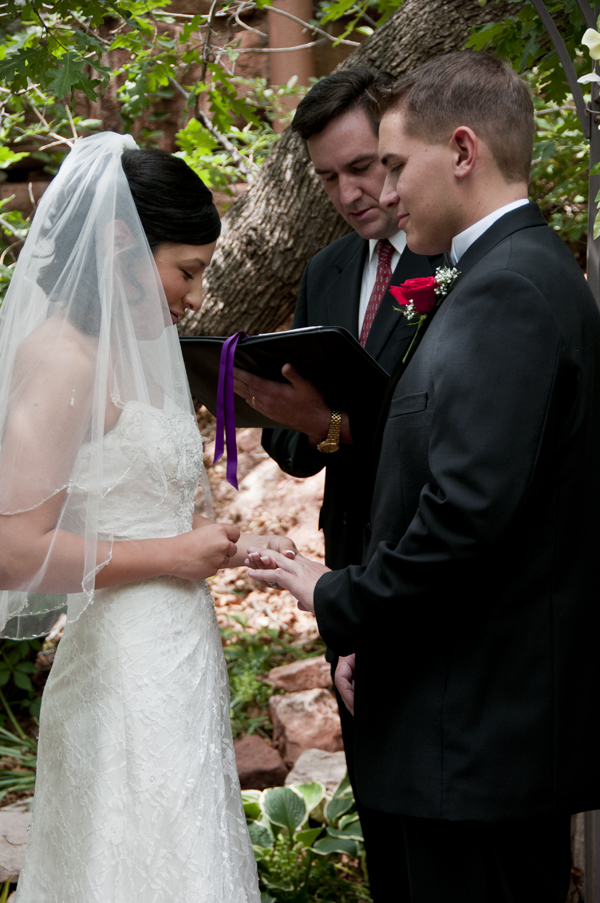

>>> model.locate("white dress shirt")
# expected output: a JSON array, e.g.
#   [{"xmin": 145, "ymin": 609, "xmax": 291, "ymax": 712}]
[
  {"xmin": 358, "ymin": 230, "xmax": 407, "ymax": 333},
  {"xmin": 450, "ymin": 198, "xmax": 530, "ymax": 265}
]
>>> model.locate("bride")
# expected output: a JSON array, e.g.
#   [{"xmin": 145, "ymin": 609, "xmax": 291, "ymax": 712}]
[{"xmin": 0, "ymin": 131, "xmax": 294, "ymax": 902}]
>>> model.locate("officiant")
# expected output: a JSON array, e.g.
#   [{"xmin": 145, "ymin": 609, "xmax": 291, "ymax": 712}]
[
  {"xmin": 234, "ymin": 72, "xmax": 442, "ymax": 897},
  {"xmin": 234, "ymin": 68, "xmax": 441, "ymax": 571}
]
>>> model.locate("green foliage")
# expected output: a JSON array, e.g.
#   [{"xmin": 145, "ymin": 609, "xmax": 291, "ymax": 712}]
[
  {"xmin": 176, "ymin": 77, "xmax": 307, "ymax": 191},
  {"xmin": 0, "ymin": 82, "xmax": 102, "ymax": 302},
  {"xmin": 530, "ymin": 83, "xmax": 588, "ymax": 242},
  {"xmin": 244, "ymin": 775, "xmax": 370, "ymax": 902},
  {"xmin": 317, "ymin": 0, "xmax": 402, "ymax": 43},
  {"xmin": 221, "ymin": 618, "xmax": 325, "ymax": 738},
  {"xmin": 0, "ymin": 720, "xmax": 37, "ymax": 802},
  {"xmin": 0, "ymin": 639, "xmax": 43, "ymax": 719},
  {"xmin": 468, "ymin": 0, "xmax": 589, "ymax": 106},
  {"xmin": 468, "ymin": 1, "xmax": 591, "ymax": 244}
]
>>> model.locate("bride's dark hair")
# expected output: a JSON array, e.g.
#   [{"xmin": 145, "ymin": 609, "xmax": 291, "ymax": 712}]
[
  {"xmin": 37, "ymin": 144, "xmax": 220, "ymax": 335},
  {"xmin": 121, "ymin": 148, "xmax": 221, "ymax": 248}
]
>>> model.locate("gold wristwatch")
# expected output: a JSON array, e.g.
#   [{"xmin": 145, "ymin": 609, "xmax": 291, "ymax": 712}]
[{"xmin": 317, "ymin": 410, "xmax": 342, "ymax": 453}]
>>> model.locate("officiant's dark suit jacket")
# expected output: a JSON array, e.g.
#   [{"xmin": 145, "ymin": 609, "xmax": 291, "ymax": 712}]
[
  {"xmin": 262, "ymin": 231, "xmax": 439, "ymax": 569},
  {"xmin": 315, "ymin": 203, "xmax": 600, "ymax": 821}
]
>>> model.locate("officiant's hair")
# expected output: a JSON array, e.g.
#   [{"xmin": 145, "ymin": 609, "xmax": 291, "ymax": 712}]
[
  {"xmin": 372, "ymin": 52, "xmax": 535, "ymax": 185},
  {"xmin": 121, "ymin": 148, "xmax": 221, "ymax": 249},
  {"xmin": 291, "ymin": 67, "xmax": 394, "ymax": 140}
]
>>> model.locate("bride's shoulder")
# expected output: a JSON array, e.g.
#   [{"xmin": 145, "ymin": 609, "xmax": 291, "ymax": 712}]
[{"xmin": 15, "ymin": 316, "xmax": 96, "ymax": 391}]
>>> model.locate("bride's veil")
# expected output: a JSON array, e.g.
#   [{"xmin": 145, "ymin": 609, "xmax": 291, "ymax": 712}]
[{"xmin": 0, "ymin": 132, "xmax": 212, "ymax": 638}]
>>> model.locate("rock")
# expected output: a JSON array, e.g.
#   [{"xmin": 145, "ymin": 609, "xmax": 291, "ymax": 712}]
[
  {"xmin": 269, "ymin": 688, "xmax": 343, "ymax": 766},
  {"xmin": 0, "ymin": 810, "xmax": 32, "ymax": 882},
  {"xmin": 285, "ymin": 749, "xmax": 348, "ymax": 795},
  {"xmin": 234, "ymin": 734, "xmax": 288, "ymax": 790},
  {"xmin": 264, "ymin": 655, "xmax": 332, "ymax": 692}
]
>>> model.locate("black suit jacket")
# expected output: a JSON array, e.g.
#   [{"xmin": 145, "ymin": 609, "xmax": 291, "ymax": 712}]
[
  {"xmin": 262, "ymin": 231, "xmax": 439, "ymax": 569},
  {"xmin": 314, "ymin": 204, "xmax": 600, "ymax": 821}
]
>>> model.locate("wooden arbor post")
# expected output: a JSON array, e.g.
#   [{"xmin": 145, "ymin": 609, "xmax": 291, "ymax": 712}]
[
  {"xmin": 529, "ymin": 5, "xmax": 600, "ymax": 895},
  {"xmin": 529, "ymin": 0, "xmax": 600, "ymax": 302}
]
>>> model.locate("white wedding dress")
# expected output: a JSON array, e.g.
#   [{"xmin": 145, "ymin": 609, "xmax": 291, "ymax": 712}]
[{"xmin": 15, "ymin": 402, "xmax": 260, "ymax": 903}]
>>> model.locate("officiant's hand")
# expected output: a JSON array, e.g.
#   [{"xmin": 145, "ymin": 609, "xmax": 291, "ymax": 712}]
[
  {"xmin": 246, "ymin": 548, "xmax": 330, "ymax": 614},
  {"xmin": 335, "ymin": 654, "xmax": 356, "ymax": 717},
  {"xmin": 233, "ymin": 364, "xmax": 352, "ymax": 445}
]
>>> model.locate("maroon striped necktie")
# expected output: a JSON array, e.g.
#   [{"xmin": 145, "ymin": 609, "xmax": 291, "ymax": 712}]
[{"xmin": 359, "ymin": 238, "xmax": 394, "ymax": 347}]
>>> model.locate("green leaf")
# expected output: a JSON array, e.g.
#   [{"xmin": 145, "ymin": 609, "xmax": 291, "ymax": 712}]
[
  {"xmin": 593, "ymin": 207, "xmax": 600, "ymax": 241},
  {"xmin": 248, "ymin": 819, "xmax": 274, "ymax": 848},
  {"xmin": 326, "ymin": 822, "xmax": 364, "ymax": 842},
  {"xmin": 262, "ymin": 786, "xmax": 307, "ymax": 835},
  {"xmin": 0, "ymin": 148, "xmax": 29, "ymax": 169},
  {"xmin": 12, "ymin": 671, "xmax": 33, "ymax": 692},
  {"xmin": 291, "ymin": 781, "xmax": 325, "ymax": 816},
  {"xmin": 47, "ymin": 52, "xmax": 86, "ymax": 97},
  {"xmin": 312, "ymin": 834, "xmax": 358, "ymax": 857},
  {"xmin": 295, "ymin": 826, "xmax": 324, "ymax": 847},
  {"xmin": 324, "ymin": 773, "xmax": 354, "ymax": 826},
  {"xmin": 242, "ymin": 790, "xmax": 262, "ymax": 821}
]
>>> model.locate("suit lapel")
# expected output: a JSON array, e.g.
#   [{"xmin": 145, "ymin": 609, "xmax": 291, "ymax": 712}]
[
  {"xmin": 364, "ymin": 248, "xmax": 444, "ymax": 362},
  {"xmin": 325, "ymin": 234, "xmax": 368, "ymax": 338}
]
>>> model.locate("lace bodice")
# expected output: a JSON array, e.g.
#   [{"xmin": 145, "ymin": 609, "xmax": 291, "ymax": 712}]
[{"xmin": 68, "ymin": 400, "xmax": 203, "ymax": 539}]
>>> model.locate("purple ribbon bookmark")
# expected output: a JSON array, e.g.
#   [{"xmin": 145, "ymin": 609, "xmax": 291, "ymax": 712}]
[{"xmin": 213, "ymin": 331, "xmax": 248, "ymax": 490}]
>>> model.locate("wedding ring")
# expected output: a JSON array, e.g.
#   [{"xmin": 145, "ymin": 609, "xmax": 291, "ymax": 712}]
[{"xmin": 251, "ymin": 396, "xmax": 256, "ymax": 407}]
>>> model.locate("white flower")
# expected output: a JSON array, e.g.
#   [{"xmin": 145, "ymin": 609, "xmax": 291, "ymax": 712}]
[
  {"xmin": 433, "ymin": 266, "xmax": 460, "ymax": 299},
  {"xmin": 582, "ymin": 28, "xmax": 600, "ymax": 60},
  {"xmin": 578, "ymin": 72, "xmax": 600, "ymax": 84}
]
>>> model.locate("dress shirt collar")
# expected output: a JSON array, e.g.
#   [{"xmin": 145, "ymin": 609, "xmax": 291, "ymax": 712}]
[
  {"xmin": 450, "ymin": 198, "xmax": 530, "ymax": 265},
  {"xmin": 367, "ymin": 229, "xmax": 407, "ymax": 264}
]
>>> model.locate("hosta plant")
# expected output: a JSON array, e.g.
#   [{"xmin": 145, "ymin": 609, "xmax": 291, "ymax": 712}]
[{"xmin": 242, "ymin": 774, "xmax": 370, "ymax": 903}]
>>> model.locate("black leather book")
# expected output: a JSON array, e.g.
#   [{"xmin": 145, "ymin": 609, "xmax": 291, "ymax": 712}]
[{"xmin": 179, "ymin": 326, "xmax": 391, "ymax": 429}]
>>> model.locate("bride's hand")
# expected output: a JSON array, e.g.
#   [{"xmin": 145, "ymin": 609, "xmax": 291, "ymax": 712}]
[{"xmin": 171, "ymin": 523, "xmax": 240, "ymax": 580}]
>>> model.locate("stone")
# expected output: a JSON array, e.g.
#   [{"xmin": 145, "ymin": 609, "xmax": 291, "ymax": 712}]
[
  {"xmin": 285, "ymin": 749, "xmax": 348, "ymax": 795},
  {"xmin": 234, "ymin": 734, "xmax": 288, "ymax": 790},
  {"xmin": 0, "ymin": 810, "xmax": 32, "ymax": 882},
  {"xmin": 269, "ymin": 688, "xmax": 343, "ymax": 766},
  {"xmin": 265, "ymin": 655, "xmax": 332, "ymax": 692}
]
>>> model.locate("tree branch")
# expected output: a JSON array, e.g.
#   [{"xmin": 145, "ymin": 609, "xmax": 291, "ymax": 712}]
[{"xmin": 168, "ymin": 77, "xmax": 260, "ymax": 181}]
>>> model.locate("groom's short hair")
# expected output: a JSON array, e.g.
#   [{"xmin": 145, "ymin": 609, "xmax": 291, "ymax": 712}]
[
  {"xmin": 373, "ymin": 52, "xmax": 535, "ymax": 185},
  {"xmin": 292, "ymin": 67, "xmax": 394, "ymax": 140}
]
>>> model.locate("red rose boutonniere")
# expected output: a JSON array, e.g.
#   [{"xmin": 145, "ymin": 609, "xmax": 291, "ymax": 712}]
[{"xmin": 390, "ymin": 265, "xmax": 460, "ymax": 361}]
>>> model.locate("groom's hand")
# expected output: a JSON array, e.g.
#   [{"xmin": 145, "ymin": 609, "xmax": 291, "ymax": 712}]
[
  {"xmin": 335, "ymin": 654, "xmax": 356, "ymax": 716},
  {"xmin": 246, "ymin": 548, "xmax": 330, "ymax": 614},
  {"xmin": 233, "ymin": 364, "xmax": 352, "ymax": 445}
]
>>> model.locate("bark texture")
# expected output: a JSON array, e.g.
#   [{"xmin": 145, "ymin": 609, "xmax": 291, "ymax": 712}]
[{"xmin": 183, "ymin": 0, "xmax": 523, "ymax": 337}]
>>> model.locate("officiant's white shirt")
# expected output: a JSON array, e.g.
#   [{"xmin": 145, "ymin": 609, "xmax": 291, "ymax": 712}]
[
  {"xmin": 358, "ymin": 230, "xmax": 407, "ymax": 333},
  {"xmin": 451, "ymin": 199, "xmax": 529, "ymax": 265}
]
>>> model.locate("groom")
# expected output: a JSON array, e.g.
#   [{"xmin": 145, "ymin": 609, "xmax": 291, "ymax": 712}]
[{"xmin": 249, "ymin": 52, "xmax": 600, "ymax": 901}]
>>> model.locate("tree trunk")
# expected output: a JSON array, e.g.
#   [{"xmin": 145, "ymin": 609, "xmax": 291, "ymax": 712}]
[{"xmin": 183, "ymin": 0, "xmax": 523, "ymax": 337}]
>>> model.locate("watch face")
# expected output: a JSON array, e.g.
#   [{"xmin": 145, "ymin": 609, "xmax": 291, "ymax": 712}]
[{"xmin": 318, "ymin": 439, "xmax": 339, "ymax": 453}]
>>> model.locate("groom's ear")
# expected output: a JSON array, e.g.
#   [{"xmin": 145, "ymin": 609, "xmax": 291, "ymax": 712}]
[{"xmin": 451, "ymin": 126, "xmax": 478, "ymax": 180}]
